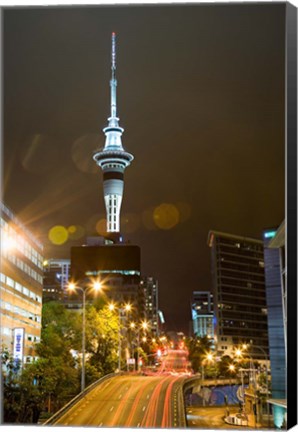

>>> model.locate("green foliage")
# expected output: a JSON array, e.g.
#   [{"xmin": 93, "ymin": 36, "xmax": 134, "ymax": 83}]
[
  {"xmin": 184, "ymin": 336, "xmax": 213, "ymax": 373},
  {"xmin": 2, "ymin": 300, "xmax": 121, "ymax": 424},
  {"xmin": 85, "ymin": 304, "xmax": 119, "ymax": 377}
]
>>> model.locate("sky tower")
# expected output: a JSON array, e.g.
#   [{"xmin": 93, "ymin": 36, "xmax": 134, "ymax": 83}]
[{"xmin": 93, "ymin": 33, "xmax": 133, "ymax": 234}]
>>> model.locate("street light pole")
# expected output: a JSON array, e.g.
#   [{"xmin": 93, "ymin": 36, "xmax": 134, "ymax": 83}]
[
  {"xmin": 244, "ymin": 344, "xmax": 270, "ymax": 427},
  {"xmin": 82, "ymin": 288, "xmax": 86, "ymax": 392},
  {"xmin": 201, "ymin": 364, "xmax": 205, "ymax": 406},
  {"xmin": 118, "ymin": 309, "xmax": 121, "ymax": 371},
  {"xmin": 109, "ymin": 302, "xmax": 132, "ymax": 372},
  {"xmin": 68, "ymin": 281, "xmax": 102, "ymax": 393}
]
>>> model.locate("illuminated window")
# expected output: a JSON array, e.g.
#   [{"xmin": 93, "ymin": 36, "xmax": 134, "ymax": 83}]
[{"xmin": 6, "ymin": 277, "xmax": 14, "ymax": 288}]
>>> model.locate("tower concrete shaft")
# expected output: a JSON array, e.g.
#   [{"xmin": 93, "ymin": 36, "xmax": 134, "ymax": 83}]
[{"xmin": 93, "ymin": 33, "xmax": 133, "ymax": 233}]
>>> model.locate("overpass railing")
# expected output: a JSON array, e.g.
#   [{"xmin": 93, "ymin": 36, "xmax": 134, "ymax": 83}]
[{"xmin": 43, "ymin": 372, "xmax": 123, "ymax": 426}]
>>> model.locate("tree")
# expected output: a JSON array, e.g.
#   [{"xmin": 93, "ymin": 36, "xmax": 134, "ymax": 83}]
[
  {"xmin": 85, "ymin": 303, "xmax": 119, "ymax": 380},
  {"xmin": 217, "ymin": 355, "xmax": 234, "ymax": 377},
  {"xmin": 185, "ymin": 336, "xmax": 213, "ymax": 373}
]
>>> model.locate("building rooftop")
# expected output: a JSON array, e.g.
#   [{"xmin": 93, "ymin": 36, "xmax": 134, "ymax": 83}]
[{"xmin": 207, "ymin": 230, "xmax": 263, "ymax": 247}]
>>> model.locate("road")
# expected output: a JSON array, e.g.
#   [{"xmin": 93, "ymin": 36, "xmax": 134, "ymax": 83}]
[
  {"xmin": 52, "ymin": 373, "xmax": 186, "ymax": 427},
  {"xmin": 160, "ymin": 349, "xmax": 191, "ymax": 374},
  {"xmin": 187, "ymin": 406, "xmax": 251, "ymax": 429}
]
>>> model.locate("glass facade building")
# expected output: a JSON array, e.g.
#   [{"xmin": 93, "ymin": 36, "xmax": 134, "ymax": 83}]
[
  {"xmin": 191, "ymin": 291, "xmax": 214, "ymax": 342},
  {"xmin": 0, "ymin": 202, "xmax": 43, "ymax": 365},
  {"xmin": 263, "ymin": 223, "xmax": 287, "ymax": 428},
  {"xmin": 208, "ymin": 230, "xmax": 268, "ymax": 360}
]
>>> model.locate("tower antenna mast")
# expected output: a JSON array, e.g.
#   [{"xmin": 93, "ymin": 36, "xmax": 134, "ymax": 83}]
[{"xmin": 93, "ymin": 33, "xmax": 134, "ymax": 236}]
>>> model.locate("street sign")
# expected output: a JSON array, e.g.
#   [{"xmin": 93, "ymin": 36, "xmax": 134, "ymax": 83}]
[
  {"xmin": 13, "ymin": 328, "xmax": 25, "ymax": 363},
  {"xmin": 127, "ymin": 358, "xmax": 135, "ymax": 364}
]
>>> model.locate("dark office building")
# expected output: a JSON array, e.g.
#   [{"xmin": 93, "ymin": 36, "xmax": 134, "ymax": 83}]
[
  {"xmin": 263, "ymin": 223, "xmax": 287, "ymax": 428},
  {"xmin": 141, "ymin": 276, "xmax": 159, "ymax": 337},
  {"xmin": 70, "ymin": 243, "xmax": 142, "ymax": 315},
  {"xmin": 208, "ymin": 230, "xmax": 268, "ymax": 360},
  {"xmin": 43, "ymin": 259, "xmax": 70, "ymax": 303}
]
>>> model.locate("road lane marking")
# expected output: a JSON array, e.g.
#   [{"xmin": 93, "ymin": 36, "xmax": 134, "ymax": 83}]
[
  {"xmin": 99, "ymin": 422, "xmax": 103, "ymax": 427},
  {"xmin": 146, "ymin": 394, "xmax": 150, "ymax": 399},
  {"xmin": 137, "ymin": 423, "xmax": 141, "ymax": 427},
  {"xmin": 118, "ymin": 394, "xmax": 123, "ymax": 399},
  {"xmin": 142, "ymin": 406, "xmax": 146, "ymax": 411},
  {"xmin": 109, "ymin": 406, "xmax": 114, "ymax": 412}
]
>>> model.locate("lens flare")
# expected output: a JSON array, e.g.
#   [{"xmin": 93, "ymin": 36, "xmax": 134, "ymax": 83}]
[
  {"xmin": 153, "ymin": 203, "xmax": 179, "ymax": 230},
  {"xmin": 48, "ymin": 225, "xmax": 68, "ymax": 245},
  {"xmin": 68, "ymin": 225, "xmax": 85, "ymax": 240},
  {"xmin": 96, "ymin": 218, "xmax": 107, "ymax": 236}
]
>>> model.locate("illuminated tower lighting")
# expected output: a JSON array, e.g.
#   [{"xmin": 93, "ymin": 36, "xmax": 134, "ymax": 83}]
[{"xmin": 93, "ymin": 33, "xmax": 133, "ymax": 233}]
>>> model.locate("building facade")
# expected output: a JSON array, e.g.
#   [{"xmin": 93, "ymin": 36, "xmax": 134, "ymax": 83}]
[
  {"xmin": 43, "ymin": 259, "xmax": 71, "ymax": 303},
  {"xmin": 191, "ymin": 291, "xmax": 214, "ymax": 342},
  {"xmin": 0, "ymin": 202, "xmax": 43, "ymax": 366},
  {"xmin": 141, "ymin": 276, "xmax": 159, "ymax": 337},
  {"xmin": 70, "ymin": 244, "xmax": 143, "ymax": 317},
  {"xmin": 208, "ymin": 230, "xmax": 268, "ymax": 360},
  {"xmin": 263, "ymin": 223, "xmax": 287, "ymax": 428}
]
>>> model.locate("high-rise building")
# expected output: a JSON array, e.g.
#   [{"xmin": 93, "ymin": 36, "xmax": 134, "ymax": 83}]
[
  {"xmin": 191, "ymin": 291, "xmax": 214, "ymax": 342},
  {"xmin": 43, "ymin": 259, "xmax": 71, "ymax": 303},
  {"xmin": 263, "ymin": 223, "xmax": 287, "ymax": 428},
  {"xmin": 141, "ymin": 276, "xmax": 159, "ymax": 337},
  {"xmin": 208, "ymin": 230, "xmax": 268, "ymax": 361},
  {"xmin": 0, "ymin": 202, "xmax": 43, "ymax": 366},
  {"xmin": 70, "ymin": 244, "xmax": 142, "ymax": 316},
  {"xmin": 93, "ymin": 33, "xmax": 133, "ymax": 235}
]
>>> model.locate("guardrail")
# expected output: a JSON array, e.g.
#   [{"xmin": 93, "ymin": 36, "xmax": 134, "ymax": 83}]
[
  {"xmin": 43, "ymin": 372, "xmax": 122, "ymax": 425},
  {"xmin": 177, "ymin": 380, "xmax": 187, "ymax": 427}
]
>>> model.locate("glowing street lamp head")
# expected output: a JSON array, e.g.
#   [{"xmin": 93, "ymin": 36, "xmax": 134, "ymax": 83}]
[
  {"xmin": 68, "ymin": 282, "xmax": 76, "ymax": 291},
  {"xmin": 124, "ymin": 303, "xmax": 132, "ymax": 312},
  {"xmin": 130, "ymin": 321, "xmax": 136, "ymax": 329},
  {"xmin": 206, "ymin": 353, "xmax": 214, "ymax": 362},
  {"xmin": 242, "ymin": 344, "xmax": 248, "ymax": 350},
  {"xmin": 235, "ymin": 349, "xmax": 242, "ymax": 358},
  {"xmin": 93, "ymin": 281, "xmax": 102, "ymax": 291},
  {"xmin": 108, "ymin": 302, "xmax": 116, "ymax": 311},
  {"xmin": 141, "ymin": 321, "xmax": 149, "ymax": 330},
  {"xmin": 229, "ymin": 364, "xmax": 235, "ymax": 372}
]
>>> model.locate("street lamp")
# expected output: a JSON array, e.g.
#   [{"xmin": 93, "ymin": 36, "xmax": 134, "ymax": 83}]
[
  {"xmin": 241, "ymin": 343, "xmax": 270, "ymax": 426},
  {"xmin": 108, "ymin": 302, "xmax": 132, "ymax": 371},
  {"xmin": 228, "ymin": 363, "xmax": 236, "ymax": 388},
  {"xmin": 201, "ymin": 352, "xmax": 214, "ymax": 406},
  {"xmin": 68, "ymin": 280, "xmax": 102, "ymax": 392},
  {"xmin": 129, "ymin": 320, "xmax": 149, "ymax": 371}
]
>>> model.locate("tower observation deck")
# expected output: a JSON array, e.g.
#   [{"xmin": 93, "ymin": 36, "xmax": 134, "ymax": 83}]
[{"xmin": 93, "ymin": 33, "xmax": 133, "ymax": 233}]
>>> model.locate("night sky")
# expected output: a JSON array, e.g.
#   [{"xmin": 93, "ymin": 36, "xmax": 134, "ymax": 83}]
[{"xmin": 3, "ymin": 4, "xmax": 285, "ymax": 333}]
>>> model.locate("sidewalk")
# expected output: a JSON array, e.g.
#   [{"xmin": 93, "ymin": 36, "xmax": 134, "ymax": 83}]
[{"xmin": 186, "ymin": 406, "xmax": 270, "ymax": 429}]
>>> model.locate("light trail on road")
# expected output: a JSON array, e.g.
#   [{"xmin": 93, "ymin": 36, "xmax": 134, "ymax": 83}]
[{"xmin": 49, "ymin": 350, "xmax": 189, "ymax": 428}]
